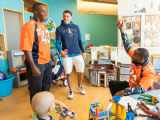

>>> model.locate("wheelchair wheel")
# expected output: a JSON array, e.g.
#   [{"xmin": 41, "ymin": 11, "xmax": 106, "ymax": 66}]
[
  {"xmin": 63, "ymin": 78, "xmax": 68, "ymax": 87},
  {"xmin": 52, "ymin": 80, "xmax": 58, "ymax": 85}
]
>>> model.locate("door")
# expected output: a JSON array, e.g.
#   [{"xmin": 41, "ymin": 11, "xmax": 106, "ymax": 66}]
[
  {"xmin": 90, "ymin": 71, "xmax": 97, "ymax": 85},
  {"xmin": 4, "ymin": 10, "xmax": 21, "ymax": 50}
]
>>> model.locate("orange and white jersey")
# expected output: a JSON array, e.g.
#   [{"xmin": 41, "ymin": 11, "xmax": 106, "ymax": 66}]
[
  {"xmin": 20, "ymin": 19, "xmax": 50, "ymax": 64},
  {"xmin": 128, "ymin": 48, "xmax": 157, "ymax": 91}
]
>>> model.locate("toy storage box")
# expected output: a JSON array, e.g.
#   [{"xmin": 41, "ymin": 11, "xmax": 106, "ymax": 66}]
[
  {"xmin": 0, "ymin": 75, "xmax": 15, "ymax": 97},
  {"xmin": 120, "ymin": 64, "xmax": 130, "ymax": 82},
  {"xmin": 120, "ymin": 75, "xmax": 129, "ymax": 82}
]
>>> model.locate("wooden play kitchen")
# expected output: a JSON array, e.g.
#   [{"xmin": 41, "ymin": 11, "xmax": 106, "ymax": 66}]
[{"xmin": 85, "ymin": 61, "xmax": 121, "ymax": 87}]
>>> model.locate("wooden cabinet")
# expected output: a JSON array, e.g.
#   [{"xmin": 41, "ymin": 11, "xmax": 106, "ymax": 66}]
[
  {"xmin": 0, "ymin": 34, "xmax": 7, "ymax": 59},
  {"xmin": 23, "ymin": 0, "xmax": 49, "ymax": 17},
  {"xmin": 85, "ymin": 62, "xmax": 121, "ymax": 87}
]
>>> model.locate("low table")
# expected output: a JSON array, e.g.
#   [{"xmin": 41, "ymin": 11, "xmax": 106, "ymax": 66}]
[{"xmin": 107, "ymin": 89, "xmax": 160, "ymax": 120}]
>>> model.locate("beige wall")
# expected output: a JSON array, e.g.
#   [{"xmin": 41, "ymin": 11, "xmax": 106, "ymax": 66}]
[
  {"xmin": 117, "ymin": 0, "xmax": 160, "ymax": 64},
  {"xmin": 118, "ymin": 0, "xmax": 160, "ymax": 15}
]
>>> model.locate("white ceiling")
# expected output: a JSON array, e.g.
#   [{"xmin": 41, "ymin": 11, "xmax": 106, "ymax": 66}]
[
  {"xmin": 94, "ymin": 0, "xmax": 118, "ymax": 4},
  {"xmin": 77, "ymin": 0, "xmax": 118, "ymax": 16}
]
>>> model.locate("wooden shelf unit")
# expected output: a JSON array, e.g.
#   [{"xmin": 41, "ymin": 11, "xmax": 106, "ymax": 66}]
[
  {"xmin": 0, "ymin": 33, "xmax": 7, "ymax": 59},
  {"xmin": 23, "ymin": 0, "xmax": 49, "ymax": 17}
]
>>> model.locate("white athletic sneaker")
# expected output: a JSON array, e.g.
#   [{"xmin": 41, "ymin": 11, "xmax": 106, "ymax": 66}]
[
  {"xmin": 68, "ymin": 90, "xmax": 74, "ymax": 99},
  {"xmin": 77, "ymin": 86, "xmax": 86, "ymax": 95}
]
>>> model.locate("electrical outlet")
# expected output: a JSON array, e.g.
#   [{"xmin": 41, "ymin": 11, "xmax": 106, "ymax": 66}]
[{"xmin": 85, "ymin": 34, "xmax": 90, "ymax": 40}]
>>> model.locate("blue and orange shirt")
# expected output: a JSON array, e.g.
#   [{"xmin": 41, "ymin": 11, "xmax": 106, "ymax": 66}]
[
  {"xmin": 128, "ymin": 48, "xmax": 157, "ymax": 91},
  {"xmin": 20, "ymin": 19, "xmax": 50, "ymax": 64},
  {"xmin": 32, "ymin": 115, "xmax": 54, "ymax": 120}
]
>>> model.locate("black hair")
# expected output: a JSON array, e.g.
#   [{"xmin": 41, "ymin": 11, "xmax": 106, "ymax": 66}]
[
  {"xmin": 137, "ymin": 48, "xmax": 149, "ymax": 61},
  {"xmin": 63, "ymin": 10, "xmax": 72, "ymax": 16},
  {"xmin": 32, "ymin": 3, "xmax": 44, "ymax": 12}
]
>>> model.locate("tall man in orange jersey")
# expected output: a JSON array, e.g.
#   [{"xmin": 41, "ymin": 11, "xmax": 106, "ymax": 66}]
[
  {"xmin": 20, "ymin": 3, "xmax": 57, "ymax": 102},
  {"xmin": 109, "ymin": 20, "xmax": 157, "ymax": 97}
]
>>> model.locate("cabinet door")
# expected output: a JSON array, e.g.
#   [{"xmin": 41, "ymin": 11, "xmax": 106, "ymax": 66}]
[
  {"xmin": 106, "ymin": 74, "xmax": 114, "ymax": 85},
  {"xmin": 90, "ymin": 71, "xmax": 97, "ymax": 85}
]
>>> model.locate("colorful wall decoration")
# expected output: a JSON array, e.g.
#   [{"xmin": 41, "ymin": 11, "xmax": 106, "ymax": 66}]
[
  {"xmin": 119, "ymin": 14, "xmax": 160, "ymax": 49},
  {"xmin": 144, "ymin": 15, "xmax": 160, "ymax": 47},
  {"xmin": 121, "ymin": 15, "xmax": 141, "ymax": 47}
]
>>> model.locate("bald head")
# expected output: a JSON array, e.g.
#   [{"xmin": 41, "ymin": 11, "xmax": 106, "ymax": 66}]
[
  {"xmin": 31, "ymin": 91, "xmax": 55, "ymax": 116},
  {"xmin": 32, "ymin": 3, "xmax": 47, "ymax": 22}
]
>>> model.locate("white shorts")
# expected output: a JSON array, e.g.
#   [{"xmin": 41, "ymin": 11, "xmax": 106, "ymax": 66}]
[{"xmin": 62, "ymin": 55, "xmax": 85, "ymax": 74}]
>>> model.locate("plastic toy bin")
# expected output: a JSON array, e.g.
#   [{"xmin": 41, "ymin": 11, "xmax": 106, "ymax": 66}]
[{"xmin": 0, "ymin": 75, "xmax": 15, "ymax": 97}]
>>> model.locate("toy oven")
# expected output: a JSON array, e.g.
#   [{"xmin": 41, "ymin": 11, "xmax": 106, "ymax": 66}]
[{"xmin": 7, "ymin": 50, "xmax": 28, "ymax": 88}]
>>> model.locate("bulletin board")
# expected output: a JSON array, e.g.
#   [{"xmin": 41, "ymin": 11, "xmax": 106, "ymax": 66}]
[
  {"xmin": 144, "ymin": 15, "xmax": 160, "ymax": 47},
  {"xmin": 121, "ymin": 15, "xmax": 141, "ymax": 47}
]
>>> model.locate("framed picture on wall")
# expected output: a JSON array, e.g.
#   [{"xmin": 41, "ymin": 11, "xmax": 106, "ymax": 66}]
[{"xmin": 119, "ymin": 13, "xmax": 160, "ymax": 49}]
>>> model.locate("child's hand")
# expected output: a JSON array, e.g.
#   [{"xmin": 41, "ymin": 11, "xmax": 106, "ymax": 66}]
[{"xmin": 55, "ymin": 100, "xmax": 68, "ymax": 111}]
